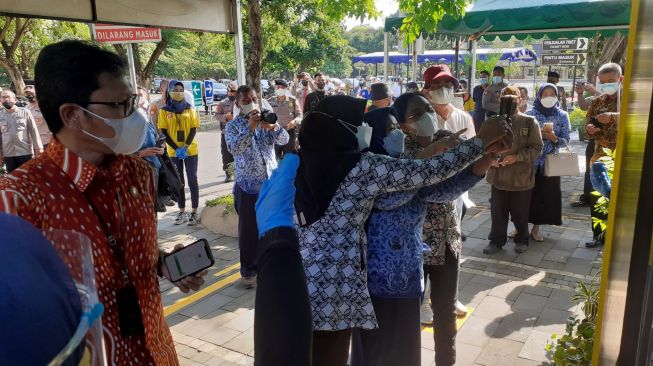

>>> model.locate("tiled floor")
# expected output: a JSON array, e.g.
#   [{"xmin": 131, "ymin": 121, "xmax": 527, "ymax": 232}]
[{"xmin": 160, "ymin": 130, "xmax": 600, "ymax": 365}]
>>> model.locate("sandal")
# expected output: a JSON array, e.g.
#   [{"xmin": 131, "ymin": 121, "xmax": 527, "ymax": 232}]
[
  {"xmin": 531, "ymin": 231, "xmax": 544, "ymax": 242},
  {"xmin": 508, "ymin": 229, "xmax": 518, "ymax": 239}
]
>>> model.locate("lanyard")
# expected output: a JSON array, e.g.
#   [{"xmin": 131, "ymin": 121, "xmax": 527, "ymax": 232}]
[{"xmin": 83, "ymin": 188, "xmax": 131, "ymax": 286}]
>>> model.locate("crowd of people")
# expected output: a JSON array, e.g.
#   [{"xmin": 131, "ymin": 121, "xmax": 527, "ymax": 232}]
[{"xmin": 0, "ymin": 37, "xmax": 622, "ymax": 366}]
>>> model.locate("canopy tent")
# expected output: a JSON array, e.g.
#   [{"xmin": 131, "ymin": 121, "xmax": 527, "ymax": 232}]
[
  {"xmin": 354, "ymin": 47, "xmax": 537, "ymax": 65},
  {"xmin": 384, "ymin": 0, "xmax": 631, "ymax": 41}
]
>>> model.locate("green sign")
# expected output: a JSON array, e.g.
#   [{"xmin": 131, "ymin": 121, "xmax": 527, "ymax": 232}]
[{"xmin": 191, "ymin": 81, "xmax": 202, "ymax": 107}]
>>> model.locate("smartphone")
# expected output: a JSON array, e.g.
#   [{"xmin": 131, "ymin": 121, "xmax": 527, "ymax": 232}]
[
  {"xmin": 164, "ymin": 239, "xmax": 215, "ymax": 282},
  {"xmin": 155, "ymin": 136, "xmax": 166, "ymax": 147}
]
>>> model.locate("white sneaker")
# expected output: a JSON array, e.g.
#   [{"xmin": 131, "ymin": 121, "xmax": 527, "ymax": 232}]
[
  {"xmin": 455, "ymin": 300, "xmax": 468, "ymax": 317},
  {"xmin": 420, "ymin": 301, "xmax": 434, "ymax": 325}
]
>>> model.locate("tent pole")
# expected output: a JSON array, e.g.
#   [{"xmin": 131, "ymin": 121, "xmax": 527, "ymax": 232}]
[
  {"xmin": 470, "ymin": 39, "xmax": 477, "ymax": 94},
  {"xmin": 571, "ymin": 65, "xmax": 577, "ymax": 109},
  {"xmin": 233, "ymin": 0, "xmax": 246, "ymax": 85},
  {"xmin": 383, "ymin": 32, "xmax": 389, "ymax": 82},
  {"xmin": 412, "ymin": 40, "xmax": 418, "ymax": 82},
  {"xmin": 454, "ymin": 38, "xmax": 460, "ymax": 78},
  {"xmin": 508, "ymin": 60, "xmax": 511, "ymax": 81},
  {"xmin": 126, "ymin": 43, "xmax": 138, "ymax": 93}
]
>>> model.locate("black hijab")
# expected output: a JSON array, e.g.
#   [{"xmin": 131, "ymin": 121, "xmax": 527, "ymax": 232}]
[
  {"xmin": 364, "ymin": 107, "xmax": 397, "ymax": 155},
  {"xmin": 294, "ymin": 96, "xmax": 367, "ymax": 227}
]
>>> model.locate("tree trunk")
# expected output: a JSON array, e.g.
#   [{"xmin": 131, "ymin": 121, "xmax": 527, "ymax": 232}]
[
  {"xmin": 587, "ymin": 33, "xmax": 626, "ymax": 82},
  {"xmin": 246, "ymin": 0, "xmax": 263, "ymax": 91},
  {"xmin": 0, "ymin": 58, "xmax": 25, "ymax": 94},
  {"xmin": 139, "ymin": 39, "xmax": 168, "ymax": 87}
]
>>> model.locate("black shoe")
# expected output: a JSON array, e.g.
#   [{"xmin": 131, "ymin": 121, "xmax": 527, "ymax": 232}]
[
  {"xmin": 585, "ymin": 240, "xmax": 602, "ymax": 248},
  {"xmin": 515, "ymin": 243, "xmax": 529, "ymax": 253},
  {"xmin": 224, "ymin": 172, "xmax": 233, "ymax": 183},
  {"xmin": 571, "ymin": 199, "xmax": 590, "ymax": 208},
  {"xmin": 483, "ymin": 243, "xmax": 503, "ymax": 255},
  {"xmin": 461, "ymin": 234, "xmax": 467, "ymax": 242},
  {"xmin": 164, "ymin": 197, "xmax": 176, "ymax": 207}
]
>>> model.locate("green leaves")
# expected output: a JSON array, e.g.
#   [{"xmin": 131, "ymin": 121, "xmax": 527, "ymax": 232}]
[{"xmin": 397, "ymin": 0, "xmax": 468, "ymax": 45}]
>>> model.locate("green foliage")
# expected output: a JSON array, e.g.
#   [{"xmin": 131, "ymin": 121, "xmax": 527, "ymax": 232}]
[
  {"xmin": 463, "ymin": 53, "xmax": 502, "ymax": 75},
  {"xmin": 546, "ymin": 273, "xmax": 600, "ymax": 365},
  {"xmin": 569, "ymin": 108, "xmax": 587, "ymax": 132},
  {"xmin": 397, "ymin": 0, "xmax": 467, "ymax": 45},
  {"xmin": 345, "ymin": 26, "xmax": 385, "ymax": 53},
  {"xmin": 205, "ymin": 194, "xmax": 235, "ymax": 216}
]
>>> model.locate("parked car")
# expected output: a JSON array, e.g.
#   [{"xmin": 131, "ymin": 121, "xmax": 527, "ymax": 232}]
[{"xmin": 212, "ymin": 82, "xmax": 228, "ymax": 102}]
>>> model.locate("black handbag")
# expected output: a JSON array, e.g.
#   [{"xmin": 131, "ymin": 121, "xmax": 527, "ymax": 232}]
[{"xmin": 157, "ymin": 153, "xmax": 183, "ymax": 200}]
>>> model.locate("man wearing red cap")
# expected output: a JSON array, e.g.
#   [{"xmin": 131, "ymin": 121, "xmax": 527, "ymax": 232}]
[{"xmin": 419, "ymin": 64, "xmax": 477, "ymax": 366}]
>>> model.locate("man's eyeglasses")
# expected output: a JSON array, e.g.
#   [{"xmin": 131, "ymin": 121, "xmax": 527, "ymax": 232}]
[{"xmin": 87, "ymin": 94, "xmax": 139, "ymax": 116}]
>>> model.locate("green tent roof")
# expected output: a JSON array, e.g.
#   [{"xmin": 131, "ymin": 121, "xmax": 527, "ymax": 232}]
[{"xmin": 384, "ymin": 0, "xmax": 631, "ymax": 40}]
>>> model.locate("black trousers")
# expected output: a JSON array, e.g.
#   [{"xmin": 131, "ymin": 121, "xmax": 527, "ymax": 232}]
[
  {"xmin": 424, "ymin": 248, "xmax": 459, "ymax": 366},
  {"xmin": 312, "ymin": 329, "xmax": 352, "ymax": 366},
  {"xmin": 234, "ymin": 184, "xmax": 259, "ymax": 277},
  {"xmin": 350, "ymin": 297, "xmax": 421, "ymax": 366},
  {"xmin": 220, "ymin": 130, "xmax": 234, "ymax": 172},
  {"xmin": 254, "ymin": 228, "xmax": 312, "ymax": 366},
  {"xmin": 489, "ymin": 186, "xmax": 533, "ymax": 246},
  {"xmin": 582, "ymin": 139, "xmax": 596, "ymax": 199},
  {"xmin": 4, "ymin": 154, "xmax": 32, "ymax": 173},
  {"xmin": 274, "ymin": 128, "xmax": 297, "ymax": 159}
]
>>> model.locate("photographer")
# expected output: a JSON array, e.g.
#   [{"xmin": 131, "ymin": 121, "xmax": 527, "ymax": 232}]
[{"xmin": 225, "ymin": 85, "xmax": 289, "ymax": 288}]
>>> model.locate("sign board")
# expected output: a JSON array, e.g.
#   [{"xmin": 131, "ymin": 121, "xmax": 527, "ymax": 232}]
[
  {"xmin": 204, "ymin": 80, "xmax": 214, "ymax": 105},
  {"xmin": 92, "ymin": 24, "xmax": 161, "ymax": 44},
  {"xmin": 541, "ymin": 53, "xmax": 587, "ymax": 66},
  {"xmin": 191, "ymin": 81, "xmax": 203, "ymax": 107},
  {"xmin": 542, "ymin": 38, "xmax": 589, "ymax": 52}
]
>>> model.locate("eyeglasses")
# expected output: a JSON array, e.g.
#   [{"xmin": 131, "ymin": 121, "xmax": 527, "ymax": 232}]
[{"xmin": 87, "ymin": 94, "xmax": 139, "ymax": 117}]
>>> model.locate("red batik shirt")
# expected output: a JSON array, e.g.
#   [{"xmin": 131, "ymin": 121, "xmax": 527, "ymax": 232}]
[{"xmin": 0, "ymin": 138, "xmax": 178, "ymax": 365}]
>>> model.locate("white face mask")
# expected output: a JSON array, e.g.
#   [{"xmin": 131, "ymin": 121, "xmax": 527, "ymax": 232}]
[
  {"xmin": 356, "ymin": 123, "xmax": 373, "ymax": 151},
  {"xmin": 275, "ymin": 89, "xmax": 287, "ymax": 97},
  {"xmin": 540, "ymin": 96, "xmax": 558, "ymax": 108},
  {"xmin": 383, "ymin": 128, "xmax": 406, "ymax": 157},
  {"xmin": 240, "ymin": 102, "xmax": 257, "ymax": 115},
  {"xmin": 414, "ymin": 112, "xmax": 437, "ymax": 136},
  {"xmin": 597, "ymin": 82, "xmax": 620, "ymax": 96},
  {"xmin": 428, "ymin": 87, "xmax": 454, "ymax": 105},
  {"xmin": 79, "ymin": 107, "xmax": 148, "ymax": 155}
]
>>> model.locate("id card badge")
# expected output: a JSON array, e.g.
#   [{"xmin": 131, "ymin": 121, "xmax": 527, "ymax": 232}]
[
  {"xmin": 0, "ymin": 120, "xmax": 7, "ymax": 134},
  {"xmin": 177, "ymin": 130, "xmax": 185, "ymax": 142},
  {"xmin": 116, "ymin": 285, "xmax": 145, "ymax": 337}
]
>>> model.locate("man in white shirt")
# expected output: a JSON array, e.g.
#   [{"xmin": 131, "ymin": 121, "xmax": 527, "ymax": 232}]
[{"xmin": 391, "ymin": 79, "xmax": 404, "ymax": 100}]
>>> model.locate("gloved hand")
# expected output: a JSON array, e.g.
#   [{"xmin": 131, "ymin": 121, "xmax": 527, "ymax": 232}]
[
  {"xmin": 590, "ymin": 161, "xmax": 612, "ymax": 199},
  {"xmin": 175, "ymin": 145, "xmax": 189, "ymax": 160},
  {"xmin": 255, "ymin": 153, "xmax": 300, "ymax": 238}
]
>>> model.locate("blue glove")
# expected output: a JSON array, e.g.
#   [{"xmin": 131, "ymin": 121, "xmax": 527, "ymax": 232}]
[
  {"xmin": 590, "ymin": 161, "xmax": 611, "ymax": 199},
  {"xmin": 256, "ymin": 154, "xmax": 300, "ymax": 238},
  {"xmin": 175, "ymin": 145, "xmax": 189, "ymax": 160}
]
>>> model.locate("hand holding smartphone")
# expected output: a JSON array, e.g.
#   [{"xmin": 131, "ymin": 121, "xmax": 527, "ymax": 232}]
[{"xmin": 164, "ymin": 239, "xmax": 215, "ymax": 282}]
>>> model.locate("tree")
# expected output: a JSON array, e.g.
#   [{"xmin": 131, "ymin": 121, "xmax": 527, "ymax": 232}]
[
  {"xmin": 345, "ymin": 26, "xmax": 385, "ymax": 54},
  {"xmin": 0, "ymin": 17, "xmax": 34, "ymax": 95},
  {"xmin": 397, "ymin": 0, "xmax": 468, "ymax": 45},
  {"xmin": 586, "ymin": 32, "xmax": 627, "ymax": 82}
]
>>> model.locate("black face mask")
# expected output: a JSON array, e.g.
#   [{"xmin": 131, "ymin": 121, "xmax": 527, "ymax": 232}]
[
  {"xmin": 316, "ymin": 82, "xmax": 326, "ymax": 90},
  {"xmin": 228, "ymin": 95, "xmax": 236, "ymax": 101},
  {"xmin": 26, "ymin": 96, "xmax": 35, "ymax": 103},
  {"xmin": 2, "ymin": 101, "xmax": 14, "ymax": 110}
]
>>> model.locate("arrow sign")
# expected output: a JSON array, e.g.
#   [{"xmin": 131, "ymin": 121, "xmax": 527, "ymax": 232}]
[
  {"xmin": 542, "ymin": 38, "xmax": 589, "ymax": 52},
  {"xmin": 204, "ymin": 80, "xmax": 214, "ymax": 105},
  {"xmin": 541, "ymin": 53, "xmax": 587, "ymax": 65},
  {"xmin": 191, "ymin": 81, "xmax": 203, "ymax": 107}
]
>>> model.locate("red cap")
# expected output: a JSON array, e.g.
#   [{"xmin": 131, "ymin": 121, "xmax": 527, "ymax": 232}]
[{"xmin": 423, "ymin": 64, "xmax": 459, "ymax": 89}]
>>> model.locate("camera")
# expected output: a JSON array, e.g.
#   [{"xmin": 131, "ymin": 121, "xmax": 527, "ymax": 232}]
[{"xmin": 260, "ymin": 110, "xmax": 278, "ymax": 125}]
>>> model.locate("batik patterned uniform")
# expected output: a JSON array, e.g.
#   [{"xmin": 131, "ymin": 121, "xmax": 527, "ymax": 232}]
[
  {"xmin": 298, "ymin": 137, "xmax": 484, "ymax": 331},
  {"xmin": 0, "ymin": 139, "xmax": 178, "ymax": 365}
]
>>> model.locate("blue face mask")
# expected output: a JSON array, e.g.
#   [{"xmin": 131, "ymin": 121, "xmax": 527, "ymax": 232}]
[
  {"xmin": 383, "ymin": 128, "xmax": 406, "ymax": 157},
  {"xmin": 479, "ymin": 77, "xmax": 488, "ymax": 85},
  {"xmin": 492, "ymin": 76, "xmax": 503, "ymax": 84}
]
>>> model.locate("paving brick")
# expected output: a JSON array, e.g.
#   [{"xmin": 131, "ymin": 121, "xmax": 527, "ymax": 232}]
[
  {"xmin": 180, "ymin": 293, "xmax": 235, "ymax": 319},
  {"xmin": 222, "ymin": 309, "xmax": 255, "ymax": 332},
  {"xmin": 488, "ymin": 280, "xmax": 524, "ymax": 301},
  {"xmin": 475, "ymin": 338, "xmax": 525, "ymax": 366},
  {"xmin": 533, "ymin": 307, "xmax": 572, "ymax": 335},
  {"xmin": 519, "ymin": 330, "xmax": 552, "ymax": 363},
  {"xmin": 492, "ymin": 312, "xmax": 537, "ymax": 343},
  {"xmin": 454, "ymin": 342, "xmax": 483, "ymax": 366},
  {"xmin": 545, "ymin": 289, "xmax": 576, "ymax": 311},
  {"xmin": 511, "ymin": 293, "xmax": 547, "ymax": 316},
  {"xmin": 223, "ymin": 328, "xmax": 254, "ymax": 355},
  {"xmin": 473, "ymin": 295, "xmax": 514, "ymax": 321},
  {"xmin": 456, "ymin": 315, "xmax": 500, "ymax": 347}
]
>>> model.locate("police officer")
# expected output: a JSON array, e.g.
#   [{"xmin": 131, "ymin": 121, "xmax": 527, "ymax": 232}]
[
  {"xmin": 269, "ymin": 79, "xmax": 302, "ymax": 159},
  {"xmin": 216, "ymin": 81, "xmax": 237, "ymax": 182}
]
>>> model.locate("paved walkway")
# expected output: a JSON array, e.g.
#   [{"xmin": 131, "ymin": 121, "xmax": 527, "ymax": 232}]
[{"xmin": 159, "ymin": 130, "xmax": 600, "ymax": 366}]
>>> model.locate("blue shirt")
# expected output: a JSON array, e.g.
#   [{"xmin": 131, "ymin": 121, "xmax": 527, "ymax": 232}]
[
  {"xmin": 139, "ymin": 122, "xmax": 161, "ymax": 169},
  {"xmin": 526, "ymin": 108, "xmax": 571, "ymax": 170},
  {"xmin": 472, "ymin": 85, "xmax": 486, "ymax": 126},
  {"xmin": 225, "ymin": 115, "xmax": 289, "ymax": 194},
  {"xmin": 360, "ymin": 89, "xmax": 370, "ymax": 100},
  {"xmin": 366, "ymin": 167, "xmax": 483, "ymax": 298}
]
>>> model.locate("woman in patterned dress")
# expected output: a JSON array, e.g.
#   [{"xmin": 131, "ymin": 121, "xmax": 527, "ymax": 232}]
[
  {"xmin": 525, "ymin": 84, "xmax": 571, "ymax": 241},
  {"xmin": 293, "ymin": 96, "xmax": 511, "ymax": 366}
]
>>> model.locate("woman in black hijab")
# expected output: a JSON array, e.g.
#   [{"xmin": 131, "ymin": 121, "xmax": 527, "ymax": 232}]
[{"xmin": 293, "ymin": 96, "xmax": 511, "ymax": 366}]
